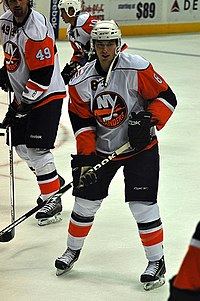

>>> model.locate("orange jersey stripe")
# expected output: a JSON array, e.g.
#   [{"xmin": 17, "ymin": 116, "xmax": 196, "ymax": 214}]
[
  {"xmin": 69, "ymin": 85, "xmax": 93, "ymax": 119},
  {"xmin": 33, "ymin": 93, "xmax": 66, "ymax": 109},
  {"xmin": 68, "ymin": 221, "xmax": 92, "ymax": 238},
  {"xmin": 25, "ymin": 36, "xmax": 54, "ymax": 71},
  {"xmin": 147, "ymin": 99, "xmax": 173, "ymax": 130},
  {"xmin": 71, "ymin": 55, "xmax": 84, "ymax": 63},
  {"xmin": 39, "ymin": 178, "xmax": 60, "ymax": 195},
  {"xmin": 76, "ymin": 130, "xmax": 96, "ymax": 155},
  {"xmin": 138, "ymin": 64, "xmax": 168, "ymax": 100},
  {"xmin": 140, "ymin": 228, "xmax": 163, "ymax": 247},
  {"xmin": 80, "ymin": 15, "xmax": 99, "ymax": 34},
  {"xmin": 173, "ymin": 245, "xmax": 200, "ymax": 290},
  {"xmin": 26, "ymin": 80, "xmax": 46, "ymax": 92},
  {"xmin": 69, "ymin": 85, "xmax": 97, "ymax": 154}
]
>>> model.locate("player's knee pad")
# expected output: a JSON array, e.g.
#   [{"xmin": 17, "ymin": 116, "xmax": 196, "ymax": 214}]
[
  {"xmin": 15, "ymin": 145, "xmax": 29, "ymax": 161},
  {"xmin": 26, "ymin": 148, "xmax": 55, "ymax": 174},
  {"xmin": 15, "ymin": 144, "xmax": 33, "ymax": 168},
  {"xmin": 73, "ymin": 197, "xmax": 103, "ymax": 217},
  {"xmin": 128, "ymin": 201, "xmax": 160, "ymax": 223}
]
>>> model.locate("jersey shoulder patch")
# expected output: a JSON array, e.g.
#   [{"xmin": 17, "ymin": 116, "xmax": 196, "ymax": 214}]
[
  {"xmin": 69, "ymin": 60, "xmax": 96, "ymax": 85},
  {"xmin": 76, "ymin": 12, "xmax": 90, "ymax": 27},
  {"xmin": 23, "ymin": 10, "xmax": 48, "ymax": 41},
  {"xmin": 118, "ymin": 53, "xmax": 150, "ymax": 70},
  {"xmin": 0, "ymin": 10, "xmax": 12, "ymax": 22}
]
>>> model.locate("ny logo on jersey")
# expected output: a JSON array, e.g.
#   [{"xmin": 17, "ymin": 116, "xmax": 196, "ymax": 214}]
[
  {"xmin": 3, "ymin": 41, "xmax": 21, "ymax": 72},
  {"xmin": 93, "ymin": 92, "xmax": 127, "ymax": 128}
]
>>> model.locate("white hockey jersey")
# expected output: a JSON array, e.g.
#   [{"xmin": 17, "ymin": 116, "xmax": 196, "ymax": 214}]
[
  {"xmin": 68, "ymin": 52, "xmax": 177, "ymax": 157},
  {"xmin": 0, "ymin": 9, "xmax": 66, "ymax": 106},
  {"xmin": 66, "ymin": 12, "xmax": 99, "ymax": 64}
]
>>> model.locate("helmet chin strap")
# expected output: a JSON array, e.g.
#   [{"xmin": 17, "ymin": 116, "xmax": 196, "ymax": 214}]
[{"xmin": 104, "ymin": 46, "xmax": 121, "ymax": 87}]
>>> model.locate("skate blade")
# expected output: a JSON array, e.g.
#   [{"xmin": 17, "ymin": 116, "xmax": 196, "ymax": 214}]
[
  {"xmin": 56, "ymin": 265, "xmax": 73, "ymax": 276},
  {"xmin": 37, "ymin": 213, "xmax": 62, "ymax": 226},
  {"xmin": 143, "ymin": 276, "xmax": 165, "ymax": 291}
]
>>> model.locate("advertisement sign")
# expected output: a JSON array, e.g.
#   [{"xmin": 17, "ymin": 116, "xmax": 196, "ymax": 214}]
[
  {"xmin": 82, "ymin": 0, "xmax": 105, "ymax": 19},
  {"xmin": 50, "ymin": 0, "xmax": 60, "ymax": 38},
  {"xmin": 0, "ymin": 0, "xmax": 199, "ymax": 37},
  {"xmin": 109, "ymin": 0, "xmax": 163, "ymax": 24},
  {"xmin": 168, "ymin": 0, "xmax": 200, "ymax": 22}
]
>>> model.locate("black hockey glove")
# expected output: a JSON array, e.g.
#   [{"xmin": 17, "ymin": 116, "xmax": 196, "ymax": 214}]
[
  {"xmin": 0, "ymin": 65, "xmax": 13, "ymax": 92},
  {"xmin": 1, "ymin": 102, "xmax": 32, "ymax": 128},
  {"xmin": 128, "ymin": 111, "xmax": 153, "ymax": 152},
  {"xmin": 71, "ymin": 154, "xmax": 100, "ymax": 188},
  {"xmin": 61, "ymin": 62, "xmax": 79, "ymax": 85}
]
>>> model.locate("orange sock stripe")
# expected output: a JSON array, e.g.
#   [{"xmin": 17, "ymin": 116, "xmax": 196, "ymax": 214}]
[
  {"xmin": 140, "ymin": 228, "xmax": 163, "ymax": 247},
  {"xmin": 68, "ymin": 221, "xmax": 93, "ymax": 238},
  {"xmin": 173, "ymin": 245, "xmax": 200, "ymax": 290},
  {"xmin": 38, "ymin": 178, "xmax": 60, "ymax": 194}
]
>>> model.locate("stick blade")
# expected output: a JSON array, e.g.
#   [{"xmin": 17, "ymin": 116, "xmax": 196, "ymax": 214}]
[{"xmin": 0, "ymin": 229, "xmax": 15, "ymax": 242}]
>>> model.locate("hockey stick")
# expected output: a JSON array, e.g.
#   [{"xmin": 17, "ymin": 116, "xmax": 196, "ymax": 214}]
[
  {"xmin": 0, "ymin": 141, "xmax": 131, "ymax": 242},
  {"xmin": 0, "ymin": 90, "xmax": 16, "ymax": 242},
  {"xmin": 0, "ymin": 183, "xmax": 73, "ymax": 242}
]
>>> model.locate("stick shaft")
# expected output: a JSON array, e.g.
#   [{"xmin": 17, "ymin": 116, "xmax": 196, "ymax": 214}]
[
  {"xmin": 0, "ymin": 182, "xmax": 73, "ymax": 237},
  {"xmin": 0, "ymin": 141, "xmax": 131, "ymax": 240}
]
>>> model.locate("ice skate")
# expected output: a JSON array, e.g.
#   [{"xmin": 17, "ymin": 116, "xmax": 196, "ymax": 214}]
[
  {"xmin": 36, "ymin": 174, "xmax": 65, "ymax": 205},
  {"xmin": 140, "ymin": 256, "xmax": 166, "ymax": 291},
  {"xmin": 35, "ymin": 197, "xmax": 62, "ymax": 226},
  {"xmin": 55, "ymin": 248, "xmax": 81, "ymax": 276}
]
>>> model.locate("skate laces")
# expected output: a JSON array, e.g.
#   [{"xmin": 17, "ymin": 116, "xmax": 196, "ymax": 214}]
[
  {"xmin": 39, "ymin": 199, "xmax": 59, "ymax": 213},
  {"xmin": 143, "ymin": 260, "xmax": 160, "ymax": 276},
  {"xmin": 59, "ymin": 248, "xmax": 77, "ymax": 264}
]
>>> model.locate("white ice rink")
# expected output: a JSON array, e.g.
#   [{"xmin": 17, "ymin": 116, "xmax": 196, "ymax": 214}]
[{"xmin": 0, "ymin": 32, "xmax": 200, "ymax": 301}]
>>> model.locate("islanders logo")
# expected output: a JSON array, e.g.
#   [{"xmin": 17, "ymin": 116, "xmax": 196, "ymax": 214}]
[
  {"xmin": 93, "ymin": 91, "xmax": 127, "ymax": 128},
  {"xmin": 3, "ymin": 41, "xmax": 21, "ymax": 72}
]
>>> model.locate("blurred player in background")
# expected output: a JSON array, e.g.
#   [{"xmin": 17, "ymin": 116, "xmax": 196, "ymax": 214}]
[
  {"xmin": 0, "ymin": 0, "xmax": 66, "ymax": 226},
  {"xmin": 58, "ymin": 0, "xmax": 100, "ymax": 84}
]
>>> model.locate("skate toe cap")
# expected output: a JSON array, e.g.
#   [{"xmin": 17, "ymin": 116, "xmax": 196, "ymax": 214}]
[{"xmin": 140, "ymin": 274, "xmax": 156, "ymax": 283}]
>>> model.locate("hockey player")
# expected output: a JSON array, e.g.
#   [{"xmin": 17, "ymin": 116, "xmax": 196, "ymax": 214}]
[
  {"xmin": 58, "ymin": 0, "xmax": 127, "ymax": 84},
  {"xmin": 0, "ymin": 0, "xmax": 66, "ymax": 225},
  {"xmin": 55, "ymin": 20, "xmax": 177, "ymax": 290},
  {"xmin": 58, "ymin": 0, "xmax": 100, "ymax": 84},
  {"xmin": 168, "ymin": 221, "xmax": 200, "ymax": 300}
]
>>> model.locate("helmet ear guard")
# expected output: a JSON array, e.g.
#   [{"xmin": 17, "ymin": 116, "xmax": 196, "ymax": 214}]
[{"xmin": 58, "ymin": 0, "xmax": 81, "ymax": 17}]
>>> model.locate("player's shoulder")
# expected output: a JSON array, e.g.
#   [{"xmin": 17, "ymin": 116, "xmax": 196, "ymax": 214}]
[
  {"xmin": 69, "ymin": 60, "xmax": 96, "ymax": 85},
  {"xmin": 0, "ymin": 10, "xmax": 12, "ymax": 22},
  {"xmin": 118, "ymin": 52, "xmax": 150, "ymax": 70},
  {"xmin": 76, "ymin": 12, "xmax": 92, "ymax": 26},
  {"xmin": 23, "ymin": 9, "xmax": 49, "ymax": 41}
]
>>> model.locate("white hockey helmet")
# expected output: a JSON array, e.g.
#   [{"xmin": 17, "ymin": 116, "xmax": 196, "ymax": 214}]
[
  {"xmin": 91, "ymin": 20, "xmax": 122, "ymax": 49},
  {"xmin": 90, "ymin": 20, "xmax": 122, "ymax": 87},
  {"xmin": 58, "ymin": 0, "xmax": 82, "ymax": 17}
]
